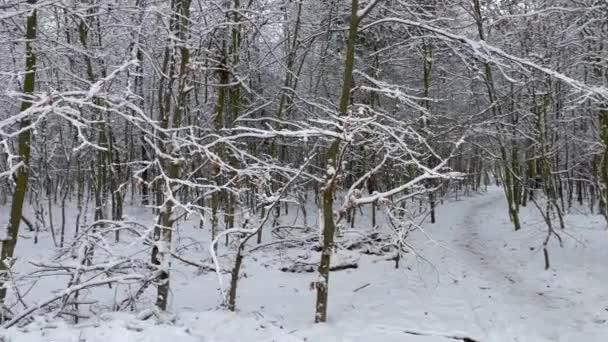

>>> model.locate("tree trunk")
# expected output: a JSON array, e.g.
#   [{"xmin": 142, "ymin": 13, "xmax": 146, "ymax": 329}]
[
  {"xmin": 0, "ymin": 3, "xmax": 38, "ymax": 310},
  {"xmin": 315, "ymin": 0, "xmax": 360, "ymax": 323}
]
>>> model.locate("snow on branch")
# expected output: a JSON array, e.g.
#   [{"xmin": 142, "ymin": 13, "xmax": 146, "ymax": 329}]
[{"xmin": 361, "ymin": 18, "xmax": 608, "ymax": 102}]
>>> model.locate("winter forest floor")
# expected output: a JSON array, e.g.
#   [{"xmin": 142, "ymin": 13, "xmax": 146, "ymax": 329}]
[{"xmin": 2, "ymin": 187, "xmax": 608, "ymax": 342}]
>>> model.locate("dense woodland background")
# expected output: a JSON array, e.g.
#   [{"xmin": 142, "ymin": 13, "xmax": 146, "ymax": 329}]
[{"xmin": 0, "ymin": 0, "xmax": 607, "ymax": 330}]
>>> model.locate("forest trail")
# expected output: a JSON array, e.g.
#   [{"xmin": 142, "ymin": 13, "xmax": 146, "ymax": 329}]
[
  {"xmin": 269, "ymin": 188, "xmax": 608, "ymax": 342},
  {"xmin": 434, "ymin": 187, "xmax": 608, "ymax": 342}
]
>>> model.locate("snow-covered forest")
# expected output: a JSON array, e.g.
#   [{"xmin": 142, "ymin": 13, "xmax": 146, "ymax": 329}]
[{"xmin": 0, "ymin": 0, "xmax": 607, "ymax": 341}]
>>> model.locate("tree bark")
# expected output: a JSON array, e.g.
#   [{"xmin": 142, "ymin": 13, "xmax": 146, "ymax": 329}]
[
  {"xmin": 0, "ymin": 2, "xmax": 38, "ymax": 309},
  {"xmin": 315, "ymin": 0, "xmax": 360, "ymax": 323}
]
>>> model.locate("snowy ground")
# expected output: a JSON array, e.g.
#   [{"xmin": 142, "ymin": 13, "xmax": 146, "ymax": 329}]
[{"xmin": 2, "ymin": 187, "xmax": 608, "ymax": 341}]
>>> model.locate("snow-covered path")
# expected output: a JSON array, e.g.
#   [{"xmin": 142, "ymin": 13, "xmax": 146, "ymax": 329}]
[
  {"xmin": 3, "ymin": 188, "xmax": 608, "ymax": 342},
  {"xmin": 240, "ymin": 187, "xmax": 608, "ymax": 341},
  {"xmin": 423, "ymin": 187, "xmax": 608, "ymax": 342}
]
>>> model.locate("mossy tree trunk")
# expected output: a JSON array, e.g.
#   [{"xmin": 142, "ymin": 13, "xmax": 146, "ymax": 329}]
[
  {"xmin": 0, "ymin": 2, "xmax": 38, "ymax": 310},
  {"xmin": 420, "ymin": 38, "xmax": 436, "ymax": 223},
  {"xmin": 225, "ymin": 0, "xmax": 243, "ymax": 245},
  {"xmin": 598, "ymin": 109, "xmax": 608, "ymax": 222},
  {"xmin": 315, "ymin": 0, "xmax": 361, "ymax": 323},
  {"xmin": 151, "ymin": 0, "xmax": 191, "ymax": 310}
]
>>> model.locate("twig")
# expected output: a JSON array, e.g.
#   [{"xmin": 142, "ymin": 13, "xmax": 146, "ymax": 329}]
[
  {"xmin": 3, "ymin": 274, "xmax": 153, "ymax": 328},
  {"xmin": 353, "ymin": 283, "xmax": 370, "ymax": 292}
]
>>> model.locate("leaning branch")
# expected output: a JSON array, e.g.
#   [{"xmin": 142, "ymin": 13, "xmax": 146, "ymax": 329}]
[{"xmin": 361, "ymin": 18, "xmax": 608, "ymax": 102}]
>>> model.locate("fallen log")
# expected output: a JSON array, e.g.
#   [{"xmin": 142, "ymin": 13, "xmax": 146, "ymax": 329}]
[{"xmin": 280, "ymin": 262, "xmax": 358, "ymax": 273}]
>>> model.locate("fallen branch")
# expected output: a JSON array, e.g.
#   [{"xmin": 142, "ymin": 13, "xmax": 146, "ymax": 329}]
[
  {"xmin": 403, "ymin": 329, "xmax": 480, "ymax": 342},
  {"xmin": 280, "ymin": 262, "xmax": 358, "ymax": 273},
  {"xmin": 170, "ymin": 252, "xmax": 219, "ymax": 273},
  {"xmin": 3, "ymin": 273, "xmax": 153, "ymax": 328},
  {"xmin": 353, "ymin": 283, "xmax": 370, "ymax": 292}
]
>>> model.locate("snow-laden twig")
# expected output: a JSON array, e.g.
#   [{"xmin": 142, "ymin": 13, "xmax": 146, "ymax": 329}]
[
  {"xmin": 3, "ymin": 273, "xmax": 155, "ymax": 328},
  {"xmin": 209, "ymin": 154, "xmax": 314, "ymax": 303},
  {"xmin": 360, "ymin": 18, "xmax": 608, "ymax": 102}
]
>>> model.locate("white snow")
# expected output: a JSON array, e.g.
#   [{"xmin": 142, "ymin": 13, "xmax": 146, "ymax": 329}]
[{"xmin": 2, "ymin": 187, "xmax": 608, "ymax": 341}]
